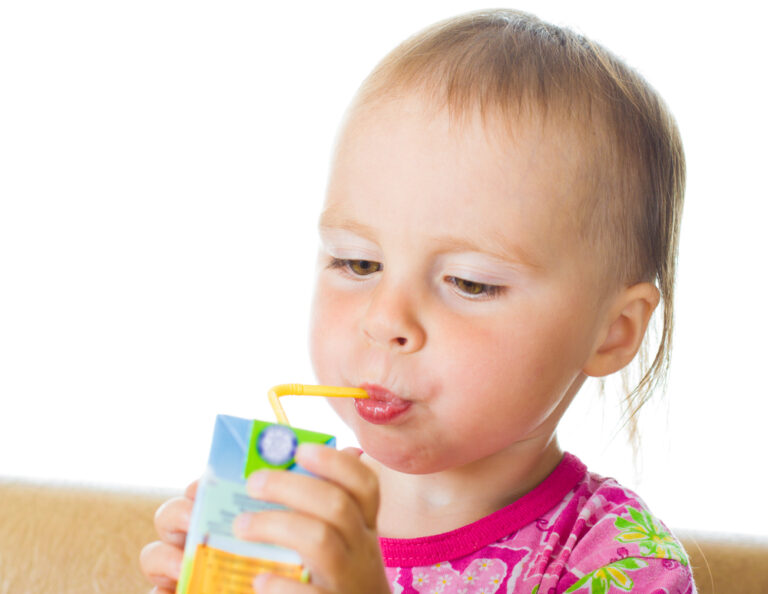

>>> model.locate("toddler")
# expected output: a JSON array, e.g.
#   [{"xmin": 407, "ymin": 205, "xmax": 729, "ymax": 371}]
[{"xmin": 141, "ymin": 9, "xmax": 695, "ymax": 593}]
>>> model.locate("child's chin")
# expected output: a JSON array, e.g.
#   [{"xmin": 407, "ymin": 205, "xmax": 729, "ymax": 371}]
[{"xmin": 357, "ymin": 437, "xmax": 438, "ymax": 475}]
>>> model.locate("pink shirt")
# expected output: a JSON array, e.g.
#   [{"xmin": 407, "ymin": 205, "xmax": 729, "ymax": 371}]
[{"xmin": 380, "ymin": 453, "xmax": 695, "ymax": 593}]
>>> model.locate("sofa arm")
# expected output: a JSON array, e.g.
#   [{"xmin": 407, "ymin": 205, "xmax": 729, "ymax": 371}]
[
  {"xmin": 2, "ymin": 480, "xmax": 767, "ymax": 594},
  {"xmin": 678, "ymin": 530, "xmax": 768, "ymax": 594},
  {"xmin": 0, "ymin": 479, "xmax": 173, "ymax": 594}
]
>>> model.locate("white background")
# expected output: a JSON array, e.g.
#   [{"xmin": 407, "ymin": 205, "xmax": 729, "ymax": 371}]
[{"xmin": 1, "ymin": 1, "xmax": 766, "ymax": 538}]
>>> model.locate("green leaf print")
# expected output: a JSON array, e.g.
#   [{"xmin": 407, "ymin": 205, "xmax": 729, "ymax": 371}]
[
  {"xmin": 611, "ymin": 558, "xmax": 646, "ymax": 571},
  {"xmin": 613, "ymin": 506, "xmax": 689, "ymax": 566},
  {"xmin": 564, "ymin": 558, "xmax": 648, "ymax": 593}
]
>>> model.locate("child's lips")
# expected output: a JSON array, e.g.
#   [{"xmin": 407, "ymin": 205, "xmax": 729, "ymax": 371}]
[
  {"xmin": 355, "ymin": 383, "xmax": 412, "ymax": 424},
  {"xmin": 359, "ymin": 382, "xmax": 410, "ymax": 403}
]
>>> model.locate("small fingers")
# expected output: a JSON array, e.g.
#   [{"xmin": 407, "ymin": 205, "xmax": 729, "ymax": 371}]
[
  {"xmin": 234, "ymin": 509, "xmax": 347, "ymax": 578},
  {"xmin": 154, "ymin": 496, "xmax": 193, "ymax": 546},
  {"xmin": 295, "ymin": 444, "xmax": 380, "ymax": 529},
  {"xmin": 184, "ymin": 479, "xmax": 199, "ymax": 499},
  {"xmin": 245, "ymin": 469, "xmax": 366, "ymax": 550},
  {"xmin": 139, "ymin": 541, "xmax": 182, "ymax": 589}
]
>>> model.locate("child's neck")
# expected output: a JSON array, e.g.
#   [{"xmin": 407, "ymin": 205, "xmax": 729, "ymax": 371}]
[{"xmin": 369, "ymin": 436, "xmax": 563, "ymax": 539}]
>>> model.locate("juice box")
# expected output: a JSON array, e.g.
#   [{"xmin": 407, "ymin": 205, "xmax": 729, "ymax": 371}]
[{"xmin": 176, "ymin": 415, "xmax": 335, "ymax": 594}]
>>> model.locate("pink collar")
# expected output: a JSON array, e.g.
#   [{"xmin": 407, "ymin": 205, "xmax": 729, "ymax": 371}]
[{"xmin": 378, "ymin": 452, "xmax": 586, "ymax": 567}]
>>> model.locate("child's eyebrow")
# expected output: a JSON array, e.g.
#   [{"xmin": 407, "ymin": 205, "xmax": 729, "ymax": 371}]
[
  {"xmin": 318, "ymin": 212, "xmax": 376, "ymax": 239},
  {"xmin": 434, "ymin": 235, "xmax": 543, "ymax": 271},
  {"xmin": 318, "ymin": 210, "xmax": 542, "ymax": 270}
]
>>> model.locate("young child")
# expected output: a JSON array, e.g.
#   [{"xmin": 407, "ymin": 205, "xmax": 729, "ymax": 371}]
[{"xmin": 141, "ymin": 9, "xmax": 694, "ymax": 593}]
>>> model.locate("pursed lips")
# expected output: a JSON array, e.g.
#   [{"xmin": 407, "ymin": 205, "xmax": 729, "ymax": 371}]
[
  {"xmin": 355, "ymin": 382, "xmax": 413, "ymax": 424},
  {"xmin": 359, "ymin": 382, "xmax": 411, "ymax": 404}
]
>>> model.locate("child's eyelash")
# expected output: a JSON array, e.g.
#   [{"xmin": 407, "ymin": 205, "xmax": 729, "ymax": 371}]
[
  {"xmin": 446, "ymin": 276, "xmax": 505, "ymax": 300},
  {"xmin": 327, "ymin": 257, "xmax": 382, "ymax": 276},
  {"xmin": 327, "ymin": 259, "xmax": 504, "ymax": 300}
]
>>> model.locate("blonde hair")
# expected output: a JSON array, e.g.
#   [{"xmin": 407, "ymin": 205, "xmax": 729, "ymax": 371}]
[{"xmin": 350, "ymin": 9, "xmax": 685, "ymax": 445}]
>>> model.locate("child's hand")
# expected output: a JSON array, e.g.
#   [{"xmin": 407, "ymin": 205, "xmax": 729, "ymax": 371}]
[
  {"xmin": 139, "ymin": 480, "xmax": 198, "ymax": 594},
  {"xmin": 234, "ymin": 445, "xmax": 390, "ymax": 594}
]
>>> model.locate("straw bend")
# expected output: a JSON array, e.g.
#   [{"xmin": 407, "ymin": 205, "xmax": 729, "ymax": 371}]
[{"xmin": 268, "ymin": 384, "xmax": 369, "ymax": 426}]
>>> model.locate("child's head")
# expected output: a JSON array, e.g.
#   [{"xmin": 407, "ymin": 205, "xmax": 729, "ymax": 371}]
[{"xmin": 309, "ymin": 9, "xmax": 684, "ymax": 472}]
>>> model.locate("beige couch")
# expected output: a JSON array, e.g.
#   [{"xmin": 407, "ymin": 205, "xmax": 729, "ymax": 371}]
[{"xmin": 1, "ymin": 479, "xmax": 767, "ymax": 593}]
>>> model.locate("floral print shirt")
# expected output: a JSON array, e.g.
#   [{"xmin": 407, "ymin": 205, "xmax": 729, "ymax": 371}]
[{"xmin": 379, "ymin": 453, "xmax": 695, "ymax": 593}]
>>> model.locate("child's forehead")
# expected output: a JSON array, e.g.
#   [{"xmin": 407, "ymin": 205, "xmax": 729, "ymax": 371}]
[
  {"xmin": 338, "ymin": 92, "xmax": 595, "ymax": 181},
  {"xmin": 325, "ymin": 94, "xmax": 599, "ymax": 268},
  {"xmin": 333, "ymin": 93, "xmax": 595, "ymax": 212}
]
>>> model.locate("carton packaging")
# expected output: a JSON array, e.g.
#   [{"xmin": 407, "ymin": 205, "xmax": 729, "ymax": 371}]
[{"xmin": 176, "ymin": 415, "xmax": 335, "ymax": 594}]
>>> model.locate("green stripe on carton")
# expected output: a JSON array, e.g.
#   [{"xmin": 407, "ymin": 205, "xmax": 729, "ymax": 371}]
[{"xmin": 243, "ymin": 420, "xmax": 334, "ymax": 478}]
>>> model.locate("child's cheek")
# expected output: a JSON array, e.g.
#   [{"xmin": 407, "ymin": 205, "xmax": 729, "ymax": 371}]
[{"xmin": 308, "ymin": 282, "xmax": 357, "ymax": 382}]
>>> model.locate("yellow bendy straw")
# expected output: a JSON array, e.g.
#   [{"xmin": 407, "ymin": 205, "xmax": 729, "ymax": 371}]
[{"xmin": 268, "ymin": 384, "xmax": 369, "ymax": 426}]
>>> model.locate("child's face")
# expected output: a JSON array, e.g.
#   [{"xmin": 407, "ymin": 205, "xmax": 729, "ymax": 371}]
[{"xmin": 310, "ymin": 95, "xmax": 611, "ymax": 474}]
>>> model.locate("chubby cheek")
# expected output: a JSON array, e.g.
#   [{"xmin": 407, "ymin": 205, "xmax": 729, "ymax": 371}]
[
  {"xmin": 308, "ymin": 281, "xmax": 357, "ymax": 385},
  {"xmin": 438, "ymin": 311, "xmax": 578, "ymax": 421}
]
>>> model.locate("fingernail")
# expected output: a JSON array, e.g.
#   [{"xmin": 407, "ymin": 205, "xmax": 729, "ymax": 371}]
[
  {"xmin": 254, "ymin": 573, "xmax": 270, "ymax": 591},
  {"xmin": 247, "ymin": 471, "xmax": 267, "ymax": 494},
  {"xmin": 296, "ymin": 442, "xmax": 322, "ymax": 462}
]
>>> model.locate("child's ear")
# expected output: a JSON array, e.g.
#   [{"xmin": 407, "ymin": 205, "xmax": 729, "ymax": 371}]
[{"xmin": 583, "ymin": 282, "xmax": 661, "ymax": 378}]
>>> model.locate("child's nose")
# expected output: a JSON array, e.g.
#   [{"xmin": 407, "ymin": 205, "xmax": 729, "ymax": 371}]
[{"xmin": 360, "ymin": 281, "xmax": 426, "ymax": 354}]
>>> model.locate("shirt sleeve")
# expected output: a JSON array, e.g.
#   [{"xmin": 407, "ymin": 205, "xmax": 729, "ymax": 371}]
[
  {"xmin": 556, "ymin": 497, "xmax": 697, "ymax": 593},
  {"xmin": 561, "ymin": 555, "xmax": 695, "ymax": 593}
]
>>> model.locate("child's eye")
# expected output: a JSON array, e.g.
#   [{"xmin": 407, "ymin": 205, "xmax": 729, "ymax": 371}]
[
  {"xmin": 328, "ymin": 258, "xmax": 382, "ymax": 277},
  {"xmin": 446, "ymin": 276, "xmax": 505, "ymax": 299}
]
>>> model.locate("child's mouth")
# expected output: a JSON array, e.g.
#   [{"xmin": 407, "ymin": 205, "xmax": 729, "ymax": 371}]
[{"xmin": 355, "ymin": 383, "xmax": 412, "ymax": 424}]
